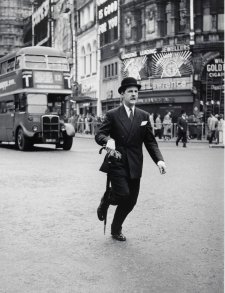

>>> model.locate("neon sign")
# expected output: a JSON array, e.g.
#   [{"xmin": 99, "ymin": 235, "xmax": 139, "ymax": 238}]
[
  {"xmin": 152, "ymin": 51, "xmax": 192, "ymax": 78},
  {"xmin": 97, "ymin": 0, "xmax": 118, "ymax": 46}
]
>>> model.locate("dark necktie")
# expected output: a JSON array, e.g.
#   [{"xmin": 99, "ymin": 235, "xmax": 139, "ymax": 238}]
[{"xmin": 129, "ymin": 108, "xmax": 134, "ymax": 121}]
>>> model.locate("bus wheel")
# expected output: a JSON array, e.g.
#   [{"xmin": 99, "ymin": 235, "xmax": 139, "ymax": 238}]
[
  {"xmin": 16, "ymin": 128, "xmax": 32, "ymax": 151},
  {"xmin": 62, "ymin": 136, "xmax": 73, "ymax": 150}
]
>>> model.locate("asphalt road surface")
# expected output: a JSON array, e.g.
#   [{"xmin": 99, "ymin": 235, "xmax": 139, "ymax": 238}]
[{"xmin": 0, "ymin": 138, "xmax": 223, "ymax": 293}]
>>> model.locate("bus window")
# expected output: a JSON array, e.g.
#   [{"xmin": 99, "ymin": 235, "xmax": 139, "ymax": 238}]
[
  {"xmin": 27, "ymin": 93, "xmax": 47, "ymax": 114},
  {"xmin": 0, "ymin": 61, "xmax": 8, "ymax": 75},
  {"xmin": 0, "ymin": 102, "xmax": 7, "ymax": 113},
  {"xmin": 7, "ymin": 58, "xmax": 15, "ymax": 72},
  {"xmin": 15, "ymin": 56, "xmax": 22, "ymax": 69},
  {"xmin": 6, "ymin": 101, "xmax": 15, "ymax": 112},
  {"xmin": 25, "ymin": 55, "xmax": 47, "ymax": 69},
  {"xmin": 48, "ymin": 95, "xmax": 66, "ymax": 116},
  {"xmin": 15, "ymin": 94, "xmax": 19, "ymax": 111},
  {"xmin": 19, "ymin": 94, "xmax": 27, "ymax": 112},
  {"xmin": 48, "ymin": 56, "xmax": 69, "ymax": 71}
]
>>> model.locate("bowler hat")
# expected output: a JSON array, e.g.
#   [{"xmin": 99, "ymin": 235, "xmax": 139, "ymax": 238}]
[{"xmin": 118, "ymin": 77, "xmax": 141, "ymax": 94}]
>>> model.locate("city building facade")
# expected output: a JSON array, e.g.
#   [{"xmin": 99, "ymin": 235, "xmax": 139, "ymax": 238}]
[
  {"xmin": 1, "ymin": 0, "xmax": 224, "ymax": 120},
  {"xmin": 115, "ymin": 0, "xmax": 224, "ymax": 121},
  {"xmin": 97, "ymin": 0, "xmax": 121, "ymax": 114},
  {"xmin": 75, "ymin": 0, "xmax": 100, "ymax": 116},
  {"xmin": 0, "ymin": 0, "xmax": 32, "ymax": 57}
]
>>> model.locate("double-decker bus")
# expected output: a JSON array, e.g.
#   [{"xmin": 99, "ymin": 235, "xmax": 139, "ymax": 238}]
[{"xmin": 0, "ymin": 46, "xmax": 75, "ymax": 151}]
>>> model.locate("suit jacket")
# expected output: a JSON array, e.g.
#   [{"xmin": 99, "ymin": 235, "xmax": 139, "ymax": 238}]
[
  {"xmin": 95, "ymin": 105, "xmax": 164, "ymax": 179},
  {"xmin": 177, "ymin": 116, "xmax": 188, "ymax": 133}
]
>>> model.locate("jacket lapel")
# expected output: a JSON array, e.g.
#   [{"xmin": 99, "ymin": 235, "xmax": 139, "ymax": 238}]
[
  {"xmin": 118, "ymin": 105, "xmax": 132, "ymax": 135},
  {"xmin": 127, "ymin": 108, "xmax": 142, "ymax": 143}
]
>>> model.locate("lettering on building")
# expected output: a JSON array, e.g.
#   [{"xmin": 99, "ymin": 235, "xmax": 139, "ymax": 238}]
[
  {"xmin": 0, "ymin": 79, "xmax": 16, "ymax": 91},
  {"xmin": 32, "ymin": 0, "xmax": 49, "ymax": 26},
  {"xmin": 97, "ymin": 0, "xmax": 118, "ymax": 35},
  {"xmin": 152, "ymin": 77, "xmax": 192, "ymax": 91},
  {"xmin": 207, "ymin": 58, "xmax": 224, "ymax": 78}
]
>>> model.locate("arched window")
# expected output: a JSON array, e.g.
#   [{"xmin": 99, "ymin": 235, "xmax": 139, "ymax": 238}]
[
  {"xmin": 81, "ymin": 46, "xmax": 86, "ymax": 77},
  {"xmin": 92, "ymin": 41, "xmax": 97, "ymax": 74},
  {"xmin": 87, "ymin": 5, "xmax": 91, "ymax": 23},
  {"xmin": 86, "ymin": 43, "xmax": 91, "ymax": 76}
]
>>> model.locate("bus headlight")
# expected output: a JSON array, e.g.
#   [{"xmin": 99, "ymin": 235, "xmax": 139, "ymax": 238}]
[
  {"xmin": 28, "ymin": 115, "xmax": 33, "ymax": 121},
  {"xmin": 32, "ymin": 125, "xmax": 38, "ymax": 132}
]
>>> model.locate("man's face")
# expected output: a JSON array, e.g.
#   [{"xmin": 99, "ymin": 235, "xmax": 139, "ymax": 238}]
[{"xmin": 122, "ymin": 86, "xmax": 139, "ymax": 108}]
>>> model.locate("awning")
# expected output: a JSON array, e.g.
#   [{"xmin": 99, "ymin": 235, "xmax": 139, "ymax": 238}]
[
  {"xmin": 138, "ymin": 90, "xmax": 193, "ymax": 104},
  {"xmin": 74, "ymin": 95, "xmax": 97, "ymax": 103}
]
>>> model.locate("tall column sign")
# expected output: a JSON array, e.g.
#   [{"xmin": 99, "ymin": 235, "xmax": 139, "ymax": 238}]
[{"xmin": 97, "ymin": 0, "xmax": 118, "ymax": 47}]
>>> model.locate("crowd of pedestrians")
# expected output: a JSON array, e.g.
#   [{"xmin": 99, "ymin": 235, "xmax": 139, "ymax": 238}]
[
  {"xmin": 68, "ymin": 113, "xmax": 104, "ymax": 135},
  {"xmin": 69, "ymin": 110, "xmax": 224, "ymax": 144},
  {"xmin": 149, "ymin": 110, "xmax": 203, "ymax": 141},
  {"xmin": 207, "ymin": 112, "xmax": 224, "ymax": 144}
]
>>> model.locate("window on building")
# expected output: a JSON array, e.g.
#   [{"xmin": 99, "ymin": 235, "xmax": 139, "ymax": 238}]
[
  {"xmin": 115, "ymin": 62, "xmax": 118, "ymax": 75},
  {"xmin": 111, "ymin": 63, "xmax": 114, "ymax": 76},
  {"xmin": 104, "ymin": 62, "xmax": 118, "ymax": 79},
  {"xmin": 86, "ymin": 43, "xmax": 92, "ymax": 76},
  {"xmin": 81, "ymin": 46, "xmax": 86, "ymax": 77},
  {"xmin": 92, "ymin": 41, "xmax": 97, "ymax": 74},
  {"xmin": 7, "ymin": 58, "xmax": 15, "ymax": 72}
]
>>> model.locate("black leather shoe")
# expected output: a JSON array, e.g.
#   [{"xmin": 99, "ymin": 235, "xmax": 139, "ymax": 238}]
[
  {"xmin": 97, "ymin": 191, "xmax": 110, "ymax": 221},
  {"xmin": 111, "ymin": 232, "xmax": 126, "ymax": 241}
]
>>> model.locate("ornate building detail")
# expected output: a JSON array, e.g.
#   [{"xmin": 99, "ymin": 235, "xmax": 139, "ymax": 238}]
[
  {"xmin": 145, "ymin": 4, "xmax": 157, "ymax": 36},
  {"xmin": 122, "ymin": 56, "xmax": 148, "ymax": 80},
  {"xmin": 152, "ymin": 51, "xmax": 192, "ymax": 78}
]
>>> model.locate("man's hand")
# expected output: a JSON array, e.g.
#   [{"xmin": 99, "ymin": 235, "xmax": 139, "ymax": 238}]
[
  {"xmin": 157, "ymin": 161, "xmax": 166, "ymax": 174},
  {"xmin": 107, "ymin": 149, "xmax": 122, "ymax": 160},
  {"xmin": 105, "ymin": 139, "xmax": 121, "ymax": 160},
  {"xmin": 106, "ymin": 139, "xmax": 115, "ymax": 150}
]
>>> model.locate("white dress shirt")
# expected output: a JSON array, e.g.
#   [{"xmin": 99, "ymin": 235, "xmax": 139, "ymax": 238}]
[{"xmin": 123, "ymin": 104, "xmax": 135, "ymax": 118}]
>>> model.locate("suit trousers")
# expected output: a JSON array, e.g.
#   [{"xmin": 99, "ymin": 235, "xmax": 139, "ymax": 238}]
[
  {"xmin": 176, "ymin": 130, "xmax": 187, "ymax": 145},
  {"xmin": 109, "ymin": 175, "xmax": 140, "ymax": 233}
]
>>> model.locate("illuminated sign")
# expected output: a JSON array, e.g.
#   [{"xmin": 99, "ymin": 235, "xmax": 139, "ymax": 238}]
[
  {"xmin": 161, "ymin": 45, "xmax": 190, "ymax": 53},
  {"xmin": 152, "ymin": 51, "xmax": 192, "ymax": 78},
  {"xmin": 97, "ymin": 0, "xmax": 118, "ymax": 46},
  {"xmin": 207, "ymin": 58, "xmax": 224, "ymax": 78},
  {"xmin": 152, "ymin": 77, "xmax": 192, "ymax": 91},
  {"xmin": 121, "ymin": 45, "xmax": 189, "ymax": 60},
  {"xmin": 32, "ymin": 0, "xmax": 49, "ymax": 26},
  {"xmin": 123, "ymin": 56, "xmax": 148, "ymax": 80},
  {"xmin": 140, "ymin": 48, "xmax": 157, "ymax": 56},
  {"xmin": 137, "ymin": 97, "xmax": 175, "ymax": 104},
  {"xmin": 33, "ymin": 71, "xmax": 63, "ymax": 89},
  {"xmin": 34, "ymin": 72, "xmax": 62, "ymax": 84}
]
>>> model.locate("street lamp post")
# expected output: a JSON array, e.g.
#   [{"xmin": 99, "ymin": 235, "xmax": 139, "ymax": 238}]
[
  {"xmin": 189, "ymin": 0, "xmax": 195, "ymax": 45},
  {"xmin": 64, "ymin": 3, "xmax": 76, "ymax": 83}
]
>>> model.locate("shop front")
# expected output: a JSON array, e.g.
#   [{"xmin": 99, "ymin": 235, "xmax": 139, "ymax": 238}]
[
  {"xmin": 75, "ymin": 96, "xmax": 97, "ymax": 116},
  {"xmin": 198, "ymin": 52, "xmax": 224, "ymax": 118},
  {"xmin": 137, "ymin": 89, "xmax": 193, "ymax": 122},
  {"xmin": 121, "ymin": 45, "xmax": 194, "ymax": 121}
]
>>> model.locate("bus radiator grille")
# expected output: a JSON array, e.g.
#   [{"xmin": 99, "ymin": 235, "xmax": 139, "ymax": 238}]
[{"xmin": 42, "ymin": 115, "xmax": 60, "ymax": 141}]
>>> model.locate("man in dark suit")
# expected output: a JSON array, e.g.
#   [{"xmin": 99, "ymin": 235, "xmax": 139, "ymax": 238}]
[
  {"xmin": 176, "ymin": 110, "xmax": 188, "ymax": 147},
  {"xmin": 95, "ymin": 77, "xmax": 166, "ymax": 241}
]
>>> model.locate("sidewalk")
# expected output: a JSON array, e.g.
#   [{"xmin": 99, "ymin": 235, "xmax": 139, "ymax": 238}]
[
  {"xmin": 75, "ymin": 133, "xmax": 225, "ymax": 147},
  {"xmin": 75, "ymin": 132, "xmax": 208, "ymax": 143}
]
